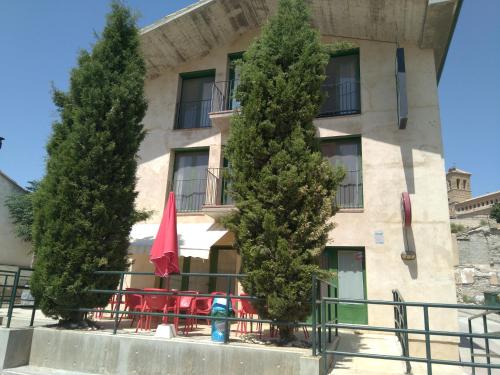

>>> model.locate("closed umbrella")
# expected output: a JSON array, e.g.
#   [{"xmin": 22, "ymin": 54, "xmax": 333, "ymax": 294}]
[{"xmin": 150, "ymin": 192, "xmax": 180, "ymax": 276}]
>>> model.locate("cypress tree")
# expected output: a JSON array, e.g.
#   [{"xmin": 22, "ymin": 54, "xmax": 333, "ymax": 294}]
[
  {"xmin": 31, "ymin": 2, "xmax": 147, "ymax": 323},
  {"xmin": 224, "ymin": 0, "xmax": 345, "ymax": 340}
]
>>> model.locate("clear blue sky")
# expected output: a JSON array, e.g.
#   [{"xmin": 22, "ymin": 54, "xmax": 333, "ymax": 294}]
[{"xmin": 0, "ymin": 1, "xmax": 498, "ymax": 196}]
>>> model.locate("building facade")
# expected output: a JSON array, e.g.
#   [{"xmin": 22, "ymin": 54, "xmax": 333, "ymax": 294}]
[
  {"xmin": 0, "ymin": 170, "xmax": 32, "ymax": 267},
  {"xmin": 130, "ymin": 0, "xmax": 462, "ymax": 357},
  {"xmin": 447, "ymin": 167, "xmax": 500, "ymax": 218}
]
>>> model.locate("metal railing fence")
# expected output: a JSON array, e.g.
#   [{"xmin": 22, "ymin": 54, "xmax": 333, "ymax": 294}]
[
  {"xmin": 318, "ymin": 80, "xmax": 361, "ymax": 117},
  {"xmin": 0, "ymin": 267, "xmax": 36, "ymax": 328},
  {"xmin": 335, "ymin": 169, "xmax": 363, "ymax": 209},
  {"xmin": 318, "ymin": 296, "xmax": 500, "ymax": 375},
  {"xmin": 0, "ymin": 269, "xmax": 18, "ymax": 308},
  {"xmin": 393, "ymin": 289, "xmax": 411, "ymax": 374},
  {"xmin": 211, "ymin": 80, "xmax": 240, "ymax": 113},
  {"xmin": 468, "ymin": 310, "xmax": 500, "ymax": 375},
  {"xmin": 4, "ymin": 270, "xmax": 311, "ymax": 345},
  {"xmin": 311, "ymin": 274, "xmax": 339, "ymax": 356},
  {"xmin": 175, "ymin": 99, "xmax": 212, "ymax": 129},
  {"xmin": 170, "ymin": 178, "xmax": 208, "ymax": 212},
  {"xmin": 205, "ymin": 167, "xmax": 233, "ymax": 206}
]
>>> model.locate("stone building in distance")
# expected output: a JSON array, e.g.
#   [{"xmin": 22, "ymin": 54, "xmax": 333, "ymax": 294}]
[
  {"xmin": 447, "ymin": 167, "xmax": 500, "ymax": 303},
  {"xmin": 447, "ymin": 167, "xmax": 500, "ymax": 219}
]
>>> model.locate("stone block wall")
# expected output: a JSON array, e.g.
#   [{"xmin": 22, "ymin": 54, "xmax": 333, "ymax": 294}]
[{"xmin": 454, "ymin": 223, "xmax": 500, "ymax": 303}]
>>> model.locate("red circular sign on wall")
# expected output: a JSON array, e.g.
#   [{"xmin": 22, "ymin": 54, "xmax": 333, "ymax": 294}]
[{"xmin": 401, "ymin": 192, "xmax": 412, "ymax": 227}]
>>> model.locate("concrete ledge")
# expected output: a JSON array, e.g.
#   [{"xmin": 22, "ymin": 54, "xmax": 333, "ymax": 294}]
[
  {"xmin": 0, "ymin": 328, "xmax": 33, "ymax": 370},
  {"xmin": 29, "ymin": 328, "xmax": 332, "ymax": 375}
]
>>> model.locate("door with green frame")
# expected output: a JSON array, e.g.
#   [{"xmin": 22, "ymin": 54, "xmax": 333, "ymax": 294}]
[{"xmin": 323, "ymin": 248, "xmax": 367, "ymax": 324}]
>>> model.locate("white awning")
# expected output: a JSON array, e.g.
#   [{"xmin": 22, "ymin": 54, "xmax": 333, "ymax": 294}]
[{"xmin": 129, "ymin": 223, "xmax": 227, "ymax": 259}]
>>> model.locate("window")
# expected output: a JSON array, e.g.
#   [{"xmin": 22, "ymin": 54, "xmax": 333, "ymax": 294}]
[
  {"xmin": 176, "ymin": 71, "xmax": 215, "ymax": 129},
  {"xmin": 456, "ymin": 179, "xmax": 460, "ymax": 189},
  {"xmin": 227, "ymin": 53, "xmax": 243, "ymax": 110},
  {"xmin": 463, "ymin": 180, "xmax": 467, "ymax": 189},
  {"xmin": 319, "ymin": 51, "xmax": 360, "ymax": 117},
  {"xmin": 321, "ymin": 137, "xmax": 363, "ymax": 208},
  {"xmin": 172, "ymin": 150, "xmax": 209, "ymax": 212}
]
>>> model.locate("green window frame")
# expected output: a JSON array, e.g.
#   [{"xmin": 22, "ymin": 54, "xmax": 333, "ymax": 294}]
[
  {"xmin": 176, "ymin": 69, "xmax": 215, "ymax": 129},
  {"xmin": 171, "ymin": 149, "xmax": 209, "ymax": 212},
  {"xmin": 318, "ymin": 49, "xmax": 361, "ymax": 117},
  {"xmin": 227, "ymin": 52, "xmax": 244, "ymax": 110},
  {"xmin": 320, "ymin": 136, "xmax": 363, "ymax": 209}
]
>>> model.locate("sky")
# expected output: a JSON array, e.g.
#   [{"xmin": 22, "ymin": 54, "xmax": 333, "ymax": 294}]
[{"xmin": 0, "ymin": 0, "xmax": 499, "ymax": 196}]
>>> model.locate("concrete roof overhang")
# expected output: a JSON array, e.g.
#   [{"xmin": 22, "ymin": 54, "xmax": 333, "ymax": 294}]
[{"xmin": 140, "ymin": 0, "xmax": 461, "ymax": 80}]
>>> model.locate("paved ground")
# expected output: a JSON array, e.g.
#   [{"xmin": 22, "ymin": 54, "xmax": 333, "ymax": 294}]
[
  {"xmin": 328, "ymin": 330, "xmax": 468, "ymax": 375},
  {"xmin": 458, "ymin": 310, "xmax": 500, "ymax": 375}
]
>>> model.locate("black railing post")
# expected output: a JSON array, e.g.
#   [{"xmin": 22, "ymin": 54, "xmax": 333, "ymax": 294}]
[
  {"xmin": 29, "ymin": 302, "xmax": 37, "ymax": 327},
  {"xmin": 224, "ymin": 275, "xmax": 231, "ymax": 344},
  {"xmin": 423, "ymin": 305, "xmax": 432, "ymax": 375},
  {"xmin": 327, "ymin": 284, "xmax": 332, "ymax": 343},
  {"xmin": 321, "ymin": 299, "xmax": 327, "ymax": 374},
  {"xmin": 334, "ymin": 286, "xmax": 338, "ymax": 337},
  {"xmin": 482, "ymin": 314, "xmax": 491, "ymax": 375},
  {"xmin": 312, "ymin": 274, "xmax": 317, "ymax": 356},
  {"xmin": 0, "ymin": 274, "xmax": 8, "ymax": 307},
  {"xmin": 6, "ymin": 269, "xmax": 20, "ymax": 328},
  {"xmin": 402, "ymin": 303, "xmax": 411, "ymax": 374},
  {"xmin": 469, "ymin": 317, "xmax": 476, "ymax": 375},
  {"xmin": 113, "ymin": 272, "xmax": 125, "ymax": 335}
]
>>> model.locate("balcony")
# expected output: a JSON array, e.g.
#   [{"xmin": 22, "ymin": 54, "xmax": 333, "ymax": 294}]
[
  {"xmin": 175, "ymin": 99, "xmax": 212, "ymax": 129},
  {"xmin": 335, "ymin": 170, "xmax": 363, "ymax": 209},
  {"xmin": 203, "ymin": 167, "xmax": 236, "ymax": 219},
  {"xmin": 172, "ymin": 168, "xmax": 235, "ymax": 218},
  {"xmin": 318, "ymin": 81, "xmax": 361, "ymax": 118},
  {"xmin": 209, "ymin": 80, "xmax": 240, "ymax": 131}
]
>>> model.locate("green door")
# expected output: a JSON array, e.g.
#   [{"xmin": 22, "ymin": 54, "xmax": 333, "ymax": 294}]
[{"xmin": 324, "ymin": 248, "xmax": 367, "ymax": 324}]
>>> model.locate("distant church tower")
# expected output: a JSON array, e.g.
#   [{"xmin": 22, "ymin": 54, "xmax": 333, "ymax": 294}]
[{"xmin": 447, "ymin": 167, "xmax": 471, "ymax": 216}]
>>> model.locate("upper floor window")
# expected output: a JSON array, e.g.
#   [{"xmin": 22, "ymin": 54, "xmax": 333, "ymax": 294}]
[
  {"xmin": 176, "ymin": 70, "xmax": 214, "ymax": 129},
  {"xmin": 321, "ymin": 137, "xmax": 363, "ymax": 208},
  {"xmin": 318, "ymin": 51, "xmax": 361, "ymax": 117}
]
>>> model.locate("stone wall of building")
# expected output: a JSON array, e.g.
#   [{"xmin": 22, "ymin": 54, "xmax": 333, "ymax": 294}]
[{"xmin": 454, "ymin": 223, "xmax": 500, "ymax": 303}]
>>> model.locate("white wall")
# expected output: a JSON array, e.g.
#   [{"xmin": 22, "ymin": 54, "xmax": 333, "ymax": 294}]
[{"xmin": 0, "ymin": 173, "xmax": 32, "ymax": 267}]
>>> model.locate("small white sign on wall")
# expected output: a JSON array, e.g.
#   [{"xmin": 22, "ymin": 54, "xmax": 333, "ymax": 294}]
[{"xmin": 374, "ymin": 230, "xmax": 384, "ymax": 245}]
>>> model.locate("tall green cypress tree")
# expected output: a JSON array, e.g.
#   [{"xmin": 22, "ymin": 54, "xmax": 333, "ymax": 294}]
[
  {"xmin": 31, "ymin": 2, "xmax": 147, "ymax": 323},
  {"xmin": 225, "ymin": 0, "xmax": 344, "ymax": 340}
]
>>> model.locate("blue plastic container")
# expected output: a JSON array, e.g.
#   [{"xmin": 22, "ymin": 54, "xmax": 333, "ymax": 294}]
[{"xmin": 210, "ymin": 297, "xmax": 233, "ymax": 342}]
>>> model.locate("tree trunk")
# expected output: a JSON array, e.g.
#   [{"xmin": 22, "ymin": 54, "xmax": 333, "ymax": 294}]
[{"xmin": 278, "ymin": 325, "xmax": 296, "ymax": 342}]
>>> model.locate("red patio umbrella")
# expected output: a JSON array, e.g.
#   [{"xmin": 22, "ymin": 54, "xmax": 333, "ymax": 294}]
[{"xmin": 149, "ymin": 192, "xmax": 180, "ymax": 277}]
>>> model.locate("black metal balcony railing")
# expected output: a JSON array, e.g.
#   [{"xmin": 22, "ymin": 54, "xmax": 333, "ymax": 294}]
[
  {"xmin": 172, "ymin": 168, "xmax": 233, "ymax": 212},
  {"xmin": 211, "ymin": 79, "xmax": 359, "ymax": 117},
  {"xmin": 206, "ymin": 168, "xmax": 233, "ymax": 206},
  {"xmin": 318, "ymin": 80, "xmax": 361, "ymax": 117},
  {"xmin": 211, "ymin": 80, "xmax": 240, "ymax": 113},
  {"xmin": 171, "ymin": 178, "xmax": 208, "ymax": 212},
  {"xmin": 335, "ymin": 170, "xmax": 363, "ymax": 209},
  {"xmin": 175, "ymin": 99, "xmax": 212, "ymax": 129}
]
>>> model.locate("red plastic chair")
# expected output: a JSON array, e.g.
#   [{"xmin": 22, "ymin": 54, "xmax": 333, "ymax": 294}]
[
  {"xmin": 236, "ymin": 293, "xmax": 262, "ymax": 337},
  {"xmin": 196, "ymin": 292, "xmax": 226, "ymax": 325},
  {"xmin": 136, "ymin": 288, "xmax": 168, "ymax": 332},
  {"xmin": 162, "ymin": 289, "xmax": 178, "ymax": 325},
  {"xmin": 118, "ymin": 288, "xmax": 143, "ymax": 328},
  {"xmin": 175, "ymin": 291, "xmax": 198, "ymax": 335},
  {"xmin": 95, "ymin": 293, "xmax": 121, "ymax": 319}
]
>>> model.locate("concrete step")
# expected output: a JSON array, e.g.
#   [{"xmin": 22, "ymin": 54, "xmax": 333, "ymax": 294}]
[{"xmin": 2, "ymin": 366, "xmax": 99, "ymax": 375}]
